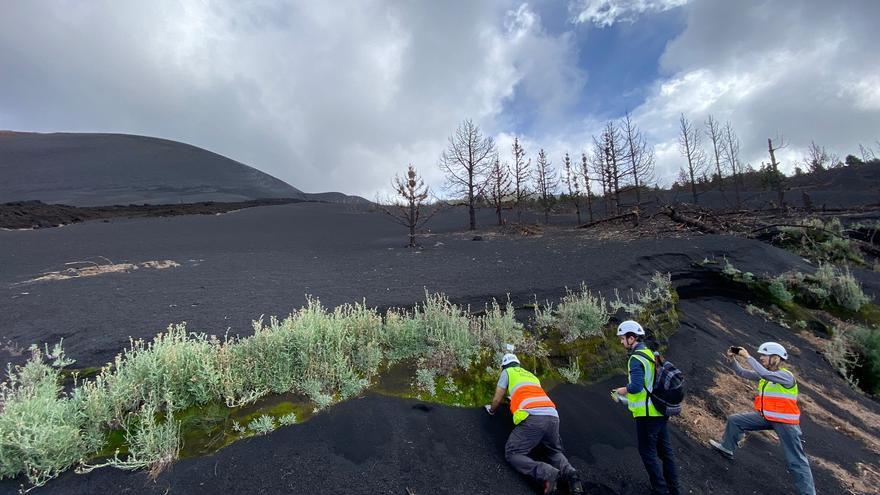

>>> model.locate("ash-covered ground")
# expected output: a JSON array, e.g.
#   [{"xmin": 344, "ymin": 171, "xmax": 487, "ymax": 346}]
[{"xmin": 1, "ymin": 202, "xmax": 878, "ymax": 494}]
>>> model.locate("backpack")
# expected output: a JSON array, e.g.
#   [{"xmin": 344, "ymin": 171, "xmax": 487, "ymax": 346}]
[{"xmin": 648, "ymin": 357, "xmax": 685, "ymax": 416}]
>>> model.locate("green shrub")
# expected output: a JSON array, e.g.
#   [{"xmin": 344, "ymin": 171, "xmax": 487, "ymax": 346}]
[
  {"xmin": 722, "ymin": 257, "xmax": 741, "ymax": 277},
  {"xmin": 813, "ymin": 264, "xmax": 871, "ymax": 311},
  {"xmin": 825, "ymin": 328, "xmax": 858, "ymax": 386},
  {"xmin": 219, "ymin": 299, "xmax": 381, "ymax": 408},
  {"xmin": 0, "ymin": 348, "xmax": 89, "ymax": 487},
  {"xmin": 769, "ymin": 277, "xmax": 794, "ymax": 303},
  {"xmin": 278, "ymin": 412, "xmax": 298, "ymax": 426},
  {"xmin": 826, "ymin": 325, "xmax": 880, "ymax": 395},
  {"xmin": 558, "ymin": 357, "xmax": 582, "ymax": 384},
  {"xmin": 745, "ymin": 304, "xmax": 769, "ymax": 317},
  {"xmin": 612, "ymin": 272, "xmax": 675, "ymax": 316},
  {"xmin": 248, "ymin": 415, "xmax": 276, "ymax": 435},
  {"xmin": 851, "ymin": 326, "xmax": 880, "ymax": 395},
  {"xmin": 113, "ymin": 397, "xmax": 181, "ymax": 477},
  {"xmin": 105, "ymin": 324, "xmax": 221, "ymax": 415},
  {"xmin": 553, "ymin": 283, "xmax": 609, "ymax": 342},
  {"xmin": 385, "ymin": 292, "xmax": 478, "ymax": 372},
  {"xmin": 533, "ymin": 298, "xmax": 557, "ymax": 329},
  {"xmin": 415, "ymin": 366, "xmax": 437, "ymax": 396},
  {"xmin": 70, "ymin": 373, "xmax": 115, "ymax": 452},
  {"xmin": 478, "ymin": 297, "xmax": 525, "ymax": 351}
]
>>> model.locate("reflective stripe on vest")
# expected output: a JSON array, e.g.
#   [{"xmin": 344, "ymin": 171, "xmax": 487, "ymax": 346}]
[
  {"xmin": 753, "ymin": 368, "xmax": 800, "ymax": 425},
  {"xmin": 628, "ymin": 348, "xmax": 662, "ymax": 418},
  {"xmin": 506, "ymin": 367, "xmax": 556, "ymax": 425}
]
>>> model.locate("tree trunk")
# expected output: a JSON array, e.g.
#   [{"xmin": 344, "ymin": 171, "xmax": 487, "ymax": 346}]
[
  {"xmin": 768, "ymin": 138, "xmax": 784, "ymax": 207},
  {"xmin": 733, "ymin": 172, "xmax": 741, "ymax": 208},
  {"xmin": 688, "ymin": 161, "xmax": 698, "ymax": 204},
  {"xmin": 409, "ymin": 200, "xmax": 416, "ymax": 247}
]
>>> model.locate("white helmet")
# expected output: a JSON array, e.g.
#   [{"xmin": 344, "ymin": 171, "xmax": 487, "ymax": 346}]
[
  {"xmin": 617, "ymin": 320, "xmax": 645, "ymax": 336},
  {"xmin": 757, "ymin": 342, "xmax": 788, "ymax": 360},
  {"xmin": 501, "ymin": 353, "xmax": 520, "ymax": 367}
]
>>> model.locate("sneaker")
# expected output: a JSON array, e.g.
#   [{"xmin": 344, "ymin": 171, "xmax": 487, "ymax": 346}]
[
  {"xmin": 567, "ymin": 473, "xmax": 584, "ymax": 494},
  {"xmin": 709, "ymin": 439, "xmax": 734, "ymax": 459},
  {"xmin": 543, "ymin": 477, "xmax": 558, "ymax": 495}
]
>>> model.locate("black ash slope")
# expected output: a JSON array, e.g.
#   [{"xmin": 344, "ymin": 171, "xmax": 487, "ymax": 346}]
[{"xmin": 0, "ymin": 203, "xmax": 876, "ymax": 494}]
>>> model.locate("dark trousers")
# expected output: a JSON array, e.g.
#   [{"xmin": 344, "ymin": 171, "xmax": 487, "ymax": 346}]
[
  {"xmin": 505, "ymin": 415, "xmax": 577, "ymax": 483},
  {"xmin": 635, "ymin": 417, "xmax": 681, "ymax": 495}
]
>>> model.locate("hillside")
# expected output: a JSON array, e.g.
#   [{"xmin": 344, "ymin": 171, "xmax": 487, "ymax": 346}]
[{"xmin": 0, "ymin": 131, "xmax": 367, "ymax": 206}]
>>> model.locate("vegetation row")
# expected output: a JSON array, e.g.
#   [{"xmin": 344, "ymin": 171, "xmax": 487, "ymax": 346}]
[{"xmin": 0, "ymin": 274, "xmax": 675, "ymax": 489}]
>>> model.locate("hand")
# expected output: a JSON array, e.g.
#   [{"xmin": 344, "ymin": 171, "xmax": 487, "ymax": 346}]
[
  {"xmin": 615, "ymin": 387, "xmax": 628, "ymax": 396},
  {"xmin": 738, "ymin": 348, "xmax": 750, "ymax": 359},
  {"xmin": 484, "ymin": 404, "xmax": 495, "ymax": 416}
]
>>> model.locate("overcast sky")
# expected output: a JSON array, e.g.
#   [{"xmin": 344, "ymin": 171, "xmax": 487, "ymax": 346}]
[{"xmin": 2, "ymin": 0, "xmax": 879, "ymax": 198}]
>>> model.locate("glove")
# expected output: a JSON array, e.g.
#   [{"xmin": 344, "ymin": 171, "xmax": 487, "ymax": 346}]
[
  {"xmin": 484, "ymin": 404, "xmax": 495, "ymax": 415},
  {"xmin": 610, "ymin": 389, "xmax": 619, "ymax": 402}
]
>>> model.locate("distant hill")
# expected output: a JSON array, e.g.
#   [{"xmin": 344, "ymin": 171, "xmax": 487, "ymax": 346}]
[{"xmin": 0, "ymin": 132, "xmax": 369, "ymax": 206}]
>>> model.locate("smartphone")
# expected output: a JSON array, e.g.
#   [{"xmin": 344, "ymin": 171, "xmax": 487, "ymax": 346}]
[{"xmin": 729, "ymin": 346, "xmax": 742, "ymax": 354}]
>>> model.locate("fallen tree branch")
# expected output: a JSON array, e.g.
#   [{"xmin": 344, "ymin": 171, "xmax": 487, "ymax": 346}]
[
  {"xmin": 661, "ymin": 207, "xmax": 721, "ymax": 234},
  {"xmin": 577, "ymin": 211, "xmax": 636, "ymax": 229}
]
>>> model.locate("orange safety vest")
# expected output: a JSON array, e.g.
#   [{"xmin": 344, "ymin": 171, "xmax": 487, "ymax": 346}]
[
  {"xmin": 506, "ymin": 366, "xmax": 555, "ymax": 425},
  {"xmin": 753, "ymin": 368, "xmax": 800, "ymax": 425}
]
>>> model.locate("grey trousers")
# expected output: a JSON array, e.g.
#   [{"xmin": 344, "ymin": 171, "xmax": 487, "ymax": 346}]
[
  {"xmin": 505, "ymin": 414, "xmax": 577, "ymax": 483},
  {"xmin": 721, "ymin": 412, "xmax": 816, "ymax": 495}
]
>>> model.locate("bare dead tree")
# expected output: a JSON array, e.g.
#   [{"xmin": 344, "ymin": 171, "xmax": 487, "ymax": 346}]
[
  {"xmin": 705, "ymin": 114, "xmax": 725, "ymax": 190},
  {"xmin": 510, "ymin": 136, "xmax": 531, "ymax": 223},
  {"xmin": 767, "ymin": 136, "xmax": 787, "ymax": 206},
  {"xmin": 678, "ymin": 113, "xmax": 706, "ymax": 204},
  {"xmin": 859, "ymin": 143, "xmax": 876, "ymax": 163},
  {"xmin": 533, "ymin": 149, "xmax": 558, "ymax": 224},
  {"xmin": 563, "ymin": 152, "xmax": 582, "ymax": 224},
  {"xmin": 722, "ymin": 121, "xmax": 742, "ymax": 208},
  {"xmin": 439, "ymin": 119, "xmax": 496, "ymax": 230},
  {"xmin": 805, "ymin": 141, "xmax": 829, "ymax": 173},
  {"xmin": 487, "ymin": 155, "xmax": 512, "ymax": 226},
  {"xmin": 381, "ymin": 164, "xmax": 436, "ymax": 247},
  {"xmin": 605, "ymin": 121, "xmax": 625, "ymax": 214},
  {"xmin": 591, "ymin": 136, "xmax": 610, "ymax": 216},
  {"xmin": 621, "ymin": 112, "xmax": 655, "ymax": 209},
  {"xmin": 580, "ymin": 152, "xmax": 595, "ymax": 222}
]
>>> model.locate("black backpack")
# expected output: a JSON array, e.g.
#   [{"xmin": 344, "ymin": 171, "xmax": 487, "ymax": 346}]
[{"xmin": 648, "ymin": 357, "xmax": 685, "ymax": 416}]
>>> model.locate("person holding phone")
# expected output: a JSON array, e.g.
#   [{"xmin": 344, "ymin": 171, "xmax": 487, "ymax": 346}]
[{"xmin": 709, "ymin": 342, "xmax": 815, "ymax": 495}]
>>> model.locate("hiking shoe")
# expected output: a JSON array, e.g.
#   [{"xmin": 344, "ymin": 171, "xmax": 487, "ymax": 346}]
[
  {"xmin": 542, "ymin": 477, "xmax": 558, "ymax": 495},
  {"xmin": 709, "ymin": 439, "xmax": 734, "ymax": 459},
  {"xmin": 567, "ymin": 473, "xmax": 584, "ymax": 494}
]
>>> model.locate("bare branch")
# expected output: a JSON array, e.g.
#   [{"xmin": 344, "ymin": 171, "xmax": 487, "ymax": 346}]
[{"xmin": 438, "ymin": 119, "xmax": 496, "ymax": 230}]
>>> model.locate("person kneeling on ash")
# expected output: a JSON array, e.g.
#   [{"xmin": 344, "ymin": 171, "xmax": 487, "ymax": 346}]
[{"xmin": 484, "ymin": 352, "xmax": 584, "ymax": 495}]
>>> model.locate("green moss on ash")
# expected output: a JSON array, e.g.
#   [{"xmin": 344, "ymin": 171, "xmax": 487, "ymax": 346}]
[{"xmin": 376, "ymin": 294, "xmax": 680, "ymax": 408}]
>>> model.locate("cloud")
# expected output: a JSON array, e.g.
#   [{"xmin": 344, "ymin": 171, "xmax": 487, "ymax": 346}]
[
  {"xmin": 569, "ymin": 0, "xmax": 691, "ymax": 27},
  {"xmin": 630, "ymin": 0, "xmax": 880, "ymax": 182},
  {"xmin": 2, "ymin": 0, "xmax": 877, "ymax": 198},
  {"xmin": 0, "ymin": 1, "xmax": 586, "ymax": 199},
  {"xmin": 535, "ymin": 0, "xmax": 879, "ymax": 187}
]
